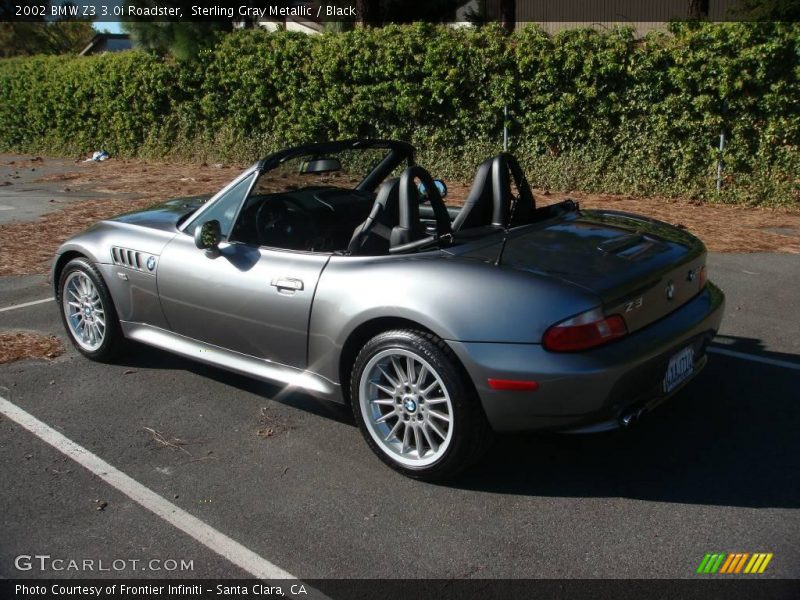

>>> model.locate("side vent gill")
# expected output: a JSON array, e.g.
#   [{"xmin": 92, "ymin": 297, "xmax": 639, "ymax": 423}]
[{"xmin": 111, "ymin": 246, "xmax": 144, "ymax": 271}]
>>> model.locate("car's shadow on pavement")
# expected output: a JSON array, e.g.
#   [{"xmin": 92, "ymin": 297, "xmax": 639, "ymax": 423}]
[
  {"xmin": 116, "ymin": 343, "xmax": 355, "ymax": 425},
  {"xmin": 116, "ymin": 336, "xmax": 798, "ymax": 509},
  {"xmin": 450, "ymin": 341, "xmax": 800, "ymax": 509}
]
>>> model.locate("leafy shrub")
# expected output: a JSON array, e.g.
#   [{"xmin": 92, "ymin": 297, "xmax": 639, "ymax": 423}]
[{"xmin": 0, "ymin": 22, "xmax": 797, "ymax": 205}]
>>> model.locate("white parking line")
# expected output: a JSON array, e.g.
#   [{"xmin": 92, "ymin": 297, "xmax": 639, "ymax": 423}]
[
  {"xmin": 708, "ymin": 346, "xmax": 800, "ymax": 371},
  {"xmin": 0, "ymin": 297, "xmax": 53, "ymax": 313},
  {"xmin": 0, "ymin": 395, "xmax": 299, "ymax": 581}
]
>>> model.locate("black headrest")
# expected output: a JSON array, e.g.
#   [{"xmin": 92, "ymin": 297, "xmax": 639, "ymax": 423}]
[
  {"xmin": 451, "ymin": 158, "xmax": 495, "ymax": 231},
  {"xmin": 391, "ymin": 165, "xmax": 451, "ymax": 249},
  {"xmin": 452, "ymin": 153, "xmax": 535, "ymax": 231}
]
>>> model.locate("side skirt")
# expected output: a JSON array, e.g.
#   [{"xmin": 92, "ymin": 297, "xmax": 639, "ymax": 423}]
[{"xmin": 120, "ymin": 322, "xmax": 344, "ymax": 403}]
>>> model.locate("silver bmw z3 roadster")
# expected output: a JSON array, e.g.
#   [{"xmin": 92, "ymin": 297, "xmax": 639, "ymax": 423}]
[{"xmin": 53, "ymin": 139, "xmax": 724, "ymax": 479}]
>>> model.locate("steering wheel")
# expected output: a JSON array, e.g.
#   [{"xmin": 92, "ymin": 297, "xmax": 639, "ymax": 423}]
[
  {"xmin": 256, "ymin": 196, "xmax": 321, "ymax": 250},
  {"xmin": 255, "ymin": 198, "xmax": 290, "ymax": 247}
]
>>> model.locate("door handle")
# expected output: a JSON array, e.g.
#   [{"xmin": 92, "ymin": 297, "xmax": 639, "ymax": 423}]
[{"xmin": 270, "ymin": 277, "xmax": 304, "ymax": 292}]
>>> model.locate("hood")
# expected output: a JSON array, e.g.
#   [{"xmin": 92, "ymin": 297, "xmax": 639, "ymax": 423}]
[{"xmin": 109, "ymin": 196, "xmax": 211, "ymax": 232}]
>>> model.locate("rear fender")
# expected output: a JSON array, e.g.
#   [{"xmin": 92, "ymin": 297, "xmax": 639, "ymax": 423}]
[{"xmin": 308, "ymin": 254, "xmax": 599, "ymax": 384}]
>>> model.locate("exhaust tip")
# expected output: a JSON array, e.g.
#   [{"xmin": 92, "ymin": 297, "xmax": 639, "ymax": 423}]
[{"xmin": 620, "ymin": 409, "xmax": 646, "ymax": 428}]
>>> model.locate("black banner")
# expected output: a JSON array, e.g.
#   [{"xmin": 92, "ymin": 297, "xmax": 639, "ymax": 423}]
[
  {"xmin": 2, "ymin": 0, "xmax": 799, "ymax": 23},
  {"xmin": 3, "ymin": 579, "xmax": 800, "ymax": 600}
]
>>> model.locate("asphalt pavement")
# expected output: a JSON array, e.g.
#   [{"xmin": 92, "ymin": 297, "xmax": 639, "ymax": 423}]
[
  {"xmin": 0, "ymin": 185, "xmax": 798, "ymax": 583},
  {"xmin": 0, "ymin": 154, "xmax": 138, "ymax": 225}
]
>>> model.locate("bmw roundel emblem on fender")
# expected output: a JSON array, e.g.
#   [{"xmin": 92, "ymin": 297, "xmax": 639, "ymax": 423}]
[
  {"xmin": 146, "ymin": 256, "xmax": 156, "ymax": 271},
  {"xmin": 666, "ymin": 281, "xmax": 675, "ymax": 300}
]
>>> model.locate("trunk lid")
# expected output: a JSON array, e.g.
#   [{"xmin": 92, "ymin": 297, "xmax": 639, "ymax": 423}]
[{"xmin": 460, "ymin": 209, "xmax": 707, "ymax": 333}]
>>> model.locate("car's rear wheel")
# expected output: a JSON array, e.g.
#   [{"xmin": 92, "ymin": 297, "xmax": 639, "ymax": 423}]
[
  {"xmin": 58, "ymin": 257, "xmax": 124, "ymax": 361},
  {"xmin": 351, "ymin": 329, "xmax": 493, "ymax": 480}
]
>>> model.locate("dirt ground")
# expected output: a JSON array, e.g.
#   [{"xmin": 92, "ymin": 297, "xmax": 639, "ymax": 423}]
[
  {"xmin": 0, "ymin": 331, "xmax": 64, "ymax": 364},
  {"xmin": 0, "ymin": 156, "xmax": 798, "ymax": 276},
  {"xmin": 537, "ymin": 190, "xmax": 800, "ymax": 255}
]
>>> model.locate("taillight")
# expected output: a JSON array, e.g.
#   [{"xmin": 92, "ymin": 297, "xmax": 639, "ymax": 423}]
[
  {"xmin": 542, "ymin": 308, "xmax": 627, "ymax": 352},
  {"xmin": 698, "ymin": 265, "xmax": 707, "ymax": 289}
]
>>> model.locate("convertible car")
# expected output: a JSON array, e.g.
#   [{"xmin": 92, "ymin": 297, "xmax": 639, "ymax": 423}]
[{"xmin": 53, "ymin": 139, "xmax": 724, "ymax": 479}]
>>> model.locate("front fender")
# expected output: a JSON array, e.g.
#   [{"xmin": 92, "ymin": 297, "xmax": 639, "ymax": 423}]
[
  {"xmin": 51, "ymin": 223, "xmax": 116, "ymax": 292},
  {"xmin": 52, "ymin": 221, "xmax": 177, "ymax": 328}
]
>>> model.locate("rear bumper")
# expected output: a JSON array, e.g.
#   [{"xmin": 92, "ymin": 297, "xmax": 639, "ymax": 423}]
[{"xmin": 447, "ymin": 282, "xmax": 725, "ymax": 433}]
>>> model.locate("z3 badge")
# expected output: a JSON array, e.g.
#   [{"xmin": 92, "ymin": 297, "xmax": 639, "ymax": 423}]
[{"xmin": 624, "ymin": 297, "xmax": 643, "ymax": 312}]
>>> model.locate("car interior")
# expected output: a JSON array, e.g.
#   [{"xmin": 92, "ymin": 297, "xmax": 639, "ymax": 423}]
[{"xmin": 223, "ymin": 149, "xmax": 578, "ymax": 256}]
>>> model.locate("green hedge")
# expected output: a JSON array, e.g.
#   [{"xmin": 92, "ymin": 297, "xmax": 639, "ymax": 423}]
[{"xmin": 1, "ymin": 22, "xmax": 798, "ymax": 205}]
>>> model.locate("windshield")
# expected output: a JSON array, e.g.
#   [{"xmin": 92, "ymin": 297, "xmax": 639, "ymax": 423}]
[
  {"xmin": 255, "ymin": 147, "xmax": 395, "ymax": 195},
  {"xmin": 226, "ymin": 146, "xmax": 403, "ymax": 252},
  {"xmin": 181, "ymin": 140, "xmax": 416, "ymax": 253}
]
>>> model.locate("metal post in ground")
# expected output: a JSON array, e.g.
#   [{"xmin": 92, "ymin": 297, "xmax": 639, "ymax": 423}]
[
  {"xmin": 716, "ymin": 129, "xmax": 726, "ymax": 193},
  {"xmin": 503, "ymin": 105, "xmax": 509, "ymax": 152}
]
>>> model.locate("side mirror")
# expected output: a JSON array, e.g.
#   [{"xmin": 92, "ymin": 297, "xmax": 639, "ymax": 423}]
[
  {"xmin": 194, "ymin": 220, "xmax": 221, "ymax": 251},
  {"xmin": 417, "ymin": 179, "xmax": 448, "ymax": 200}
]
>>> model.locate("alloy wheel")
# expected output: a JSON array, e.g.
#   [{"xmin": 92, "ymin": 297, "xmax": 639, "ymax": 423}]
[
  {"xmin": 359, "ymin": 348, "xmax": 454, "ymax": 468},
  {"xmin": 62, "ymin": 271, "xmax": 107, "ymax": 351}
]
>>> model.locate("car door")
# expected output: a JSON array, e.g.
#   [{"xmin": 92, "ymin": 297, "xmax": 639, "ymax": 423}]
[{"xmin": 156, "ymin": 235, "xmax": 329, "ymax": 368}]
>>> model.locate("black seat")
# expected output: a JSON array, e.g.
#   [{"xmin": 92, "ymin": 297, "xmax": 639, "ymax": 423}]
[
  {"xmin": 452, "ymin": 153, "xmax": 535, "ymax": 232},
  {"xmin": 348, "ymin": 166, "xmax": 452, "ymax": 255},
  {"xmin": 347, "ymin": 178, "xmax": 401, "ymax": 255},
  {"xmin": 451, "ymin": 157, "xmax": 497, "ymax": 231}
]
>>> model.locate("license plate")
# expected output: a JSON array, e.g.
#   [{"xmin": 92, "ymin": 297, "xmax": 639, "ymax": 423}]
[{"xmin": 663, "ymin": 346, "xmax": 694, "ymax": 393}]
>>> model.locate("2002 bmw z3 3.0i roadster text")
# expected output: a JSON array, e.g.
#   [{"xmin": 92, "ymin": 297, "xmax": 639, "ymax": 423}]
[{"xmin": 53, "ymin": 139, "xmax": 724, "ymax": 479}]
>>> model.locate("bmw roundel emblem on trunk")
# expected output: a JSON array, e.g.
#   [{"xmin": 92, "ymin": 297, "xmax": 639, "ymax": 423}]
[
  {"xmin": 666, "ymin": 281, "xmax": 675, "ymax": 300},
  {"xmin": 146, "ymin": 256, "xmax": 156, "ymax": 271}
]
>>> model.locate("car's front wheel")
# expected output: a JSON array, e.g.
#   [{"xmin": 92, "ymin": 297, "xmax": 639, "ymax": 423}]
[
  {"xmin": 57, "ymin": 257, "xmax": 124, "ymax": 361},
  {"xmin": 351, "ymin": 329, "xmax": 493, "ymax": 480}
]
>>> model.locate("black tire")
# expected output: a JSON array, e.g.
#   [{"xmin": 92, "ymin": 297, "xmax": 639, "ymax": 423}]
[
  {"xmin": 350, "ymin": 329, "xmax": 494, "ymax": 480},
  {"xmin": 57, "ymin": 257, "xmax": 125, "ymax": 362}
]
